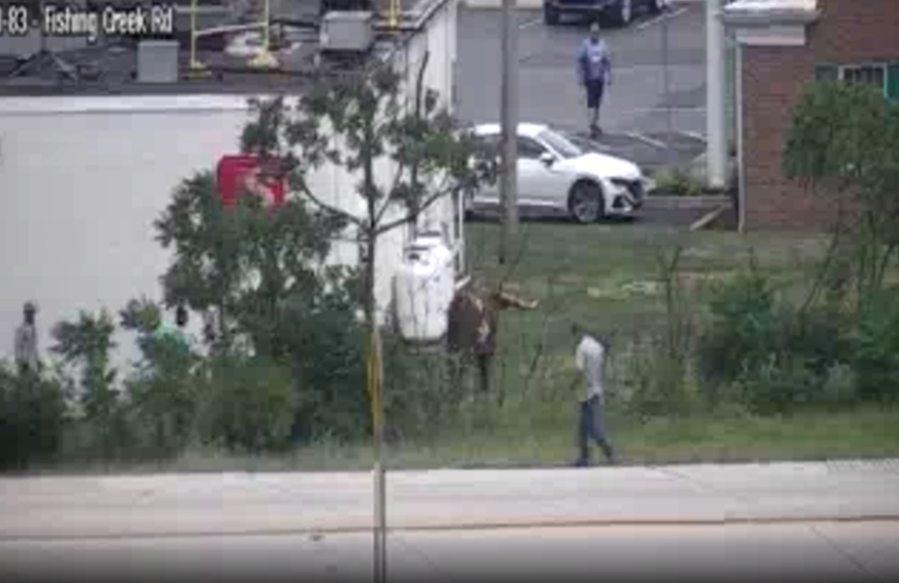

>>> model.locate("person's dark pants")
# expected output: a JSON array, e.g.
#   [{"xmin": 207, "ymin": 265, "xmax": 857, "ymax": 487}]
[
  {"xmin": 585, "ymin": 79, "xmax": 605, "ymax": 111},
  {"xmin": 576, "ymin": 394, "xmax": 615, "ymax": 465}
]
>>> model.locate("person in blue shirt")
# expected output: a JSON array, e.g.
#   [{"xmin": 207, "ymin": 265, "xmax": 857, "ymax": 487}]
[
  {"xmin": 153, "ymin": 305, "xmax": 192, "ymax": 352},
  {"xmin": 577, "ymin": 21, "xmax": 612, "ymax": 138}
]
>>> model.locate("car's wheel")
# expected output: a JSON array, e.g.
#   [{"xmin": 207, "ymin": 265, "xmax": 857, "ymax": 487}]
[
  {"xmin": 649, "ymin": 0, "xmax": 666, "ymax": 14},
  {"xmin": 568, "ymin": 180, "xmax": 605, "ymax": 224},
  {"xmin": 610, "ymin": 0, "xmax": 633, "ymax": 26},
  {"xmin": 464, "ymin": 192, "xmax": 475, "ymax": 220},
  {"xmin": 544, "ymin": 3, "xmax": 561, "ymax": 25}
]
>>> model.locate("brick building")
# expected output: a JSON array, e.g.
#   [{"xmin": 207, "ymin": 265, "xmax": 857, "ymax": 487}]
[{"xmin": 722, "ymin": 0, "xmax": 899, "ymax": 231}]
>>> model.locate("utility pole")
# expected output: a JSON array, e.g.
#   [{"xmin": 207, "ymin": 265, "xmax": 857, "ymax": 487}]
[
  {"xmin": 706, "ymin": 0, "xmax": 728, "ymax": 190},
  {"xmin": 370, "ymin": 327, "xmax": 386, "ymax": 583},
  {"xmin": 662, "ymin": 10, "xmax": 673, "ymax": 166},
  {"xmin": 498, "ymin": 0, "xmax": 519, "ymax": 265}
]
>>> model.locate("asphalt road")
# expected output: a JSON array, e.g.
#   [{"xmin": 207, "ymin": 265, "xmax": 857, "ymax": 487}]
[{"xmin": 2, "ymin": 523, "xmax": 898, "ymax": 581}]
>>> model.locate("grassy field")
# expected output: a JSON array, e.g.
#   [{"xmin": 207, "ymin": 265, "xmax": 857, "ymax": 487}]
[
  {"xmin": 462, "ymin": 219, "xmax": 830, "ymax": 404},
  {"xmin": 32, "ymin": 219, "xmax": 899, "ymax": 475},
  {"xmin": 38, "ymin": 405, "xmax": 899, "ymax": 474}
]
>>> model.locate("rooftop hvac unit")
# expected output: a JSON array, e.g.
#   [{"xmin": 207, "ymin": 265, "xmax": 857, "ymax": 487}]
[
  {"xmin": 137, "ymin": 40, "xmax": 179, "ymax": 83},
  {"xmin": 319, "ymin": 11, "xmax": 375, "ymax": 53}
]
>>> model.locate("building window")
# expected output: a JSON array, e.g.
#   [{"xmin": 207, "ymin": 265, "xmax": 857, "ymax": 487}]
[
  {"xmin": 816, "ymin": 63, "xmax": 899, "ymax": 101},
  {"xmin": 840, "ymin": 64, "xmax": 886, "ymax": 93}
]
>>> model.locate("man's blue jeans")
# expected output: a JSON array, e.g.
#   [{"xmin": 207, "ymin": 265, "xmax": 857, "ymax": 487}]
[{"xmin": 577, "ymin": 394, "xmax": 615, "ymax": 465}]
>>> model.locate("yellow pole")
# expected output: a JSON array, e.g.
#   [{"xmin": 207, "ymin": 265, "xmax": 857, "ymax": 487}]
[
  {"xmin": 248, "ymin": 0, "xmax": 278, "ymax": 69},
  {"xmin": 367, "ymin": 326, "xmax": 387, "ymax": 583},
  {"xmin": 262, "ymin": 0, "xmax": 270, "ymax": 50},
  {"xmin": 389, "ymin": 0, "xmax": 399, "ymax": 29},
  {"xmin": 189, "ymin": 0, "xmax": 198, "ymax": 68}
]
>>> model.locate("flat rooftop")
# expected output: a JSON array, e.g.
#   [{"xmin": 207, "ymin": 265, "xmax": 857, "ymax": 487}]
[{"xmin": 0, "ymin": 0, "xmax": 435, "ymax": 97}]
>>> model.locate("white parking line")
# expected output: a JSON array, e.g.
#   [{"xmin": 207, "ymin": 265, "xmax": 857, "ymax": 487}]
[
  {"xmin": 679, "ymin": 130, "xmax": 707, "ymax": 142},
  {"xmin": 636, "ymin": 6, "xmax": 689, "ymax": 30},
  {"xmin": 519, "ymin": 17, "xmax": 542, "ymax": 30},
  {"xmin": 626, "ymin": 132, "xmax": 668, "ymax": 149}
]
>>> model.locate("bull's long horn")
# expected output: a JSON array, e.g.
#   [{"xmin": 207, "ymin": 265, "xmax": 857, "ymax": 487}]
[{"xmin": 498, "ymin": 290, "xmax": 539, "ymax": 310}]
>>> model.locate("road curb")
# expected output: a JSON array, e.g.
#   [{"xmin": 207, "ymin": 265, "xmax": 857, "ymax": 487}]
[
  {"xmin": 3, "ymin": 515, "xmax": 899, "ymax": 541},
  {"xmin": 460, "ymin": 0, "xmax": 705, "ymax": 10},
  {"xmin": 644, "ymin": 195, "xmax": 732, "ymax": 209}
]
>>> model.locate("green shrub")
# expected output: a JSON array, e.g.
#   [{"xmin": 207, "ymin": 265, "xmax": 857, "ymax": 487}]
[
  {"xmin": 620, "ymin": 333, "xmax": 691, "ymax": 417},
  {"xmin": 696, "ymin": 256, "xmax": 851, "ymax": 413},
  {"xmin": 276, "ymin": 292, "xmax": 369, "ymax": 445},
  {"xmin": 851, "ymin": 287, "xmax": 899, "ymax": 402},
  {"xmin": 202, "ymin": 353, "xmax": 296, "ymax": 454},
  {"xmin": 381, "ymin": 331, "xmax": 456, "ymax": 443},
  {"xmin": 696, "ymin": 259, "xmax": 777, "ymax": 393},
  {"xmin": 0, "ymin": 362, "xmax": 69, "ymax": 470},
  {"xmin": 820, "ymin": 362, "xmax": 858, "ymax": 407},
  {"xmin": 119, "ymin": 298, "xmax": 202, "ymax": 458},
  {"xmin": 651, "ymin": 167, "xmax": 704, "ymax": 197},
  {"xmin": 734, "ymin": 354, "xmax": 821, "ymax": 415}
]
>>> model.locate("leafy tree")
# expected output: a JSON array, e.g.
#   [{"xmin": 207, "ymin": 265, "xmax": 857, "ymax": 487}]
[
  {"xmin": 51, "ymin": 310, "xmax": 122, "ymax": 459},
  {"xmin": 785, "ymin": 80, "xmax": 899, "ymax": 402},
  {"xmin": 201, "ymin": 352, "xmax": 296, "ymax": 454},
  {"xmin": 154, "ymin": 172, "xmax": 366, "ymax": 447},
  {"xmin": 785, "ymin": 81, "xmax": 899, "ymax": 306},
  {"xmin": 119, "ymin": 297, "xmax": 200, "ymax": 456},
  {"xmin": 238, "ymin": 53, "xmax": 489, "ymax": 450},
  {"xmin": 0, "ymin": 360, "xmax": 68, "ymax": 470}
]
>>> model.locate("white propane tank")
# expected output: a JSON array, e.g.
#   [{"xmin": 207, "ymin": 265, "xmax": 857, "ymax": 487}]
[
  {"xmin": 393, "ymin": 231, "xmax": 455, "ymax": 344},
  {"xmin": 414, "ymin": 228, "xmax": 455, "ymax": 310}
]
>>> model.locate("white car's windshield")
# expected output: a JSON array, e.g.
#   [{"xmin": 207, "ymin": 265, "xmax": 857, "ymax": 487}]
[{"xmin": 538, "ymin": 129, "xmax": 583, "ymax": 159}]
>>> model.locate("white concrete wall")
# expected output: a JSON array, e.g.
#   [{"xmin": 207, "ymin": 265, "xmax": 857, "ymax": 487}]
[
  {"xmin": 0, "ymin": 97, "xmax": 249, "ymax": 371},
  {"xmin": 0, "ymin": 1, "xmax": 464, "ymax": 371},
  {"xmin": 395, "ymin": 0, "xmax": 465, "ymax": 272},
  {"xmin": 0, "ymin": 92, "xmax": 418, "ymax": 371}
]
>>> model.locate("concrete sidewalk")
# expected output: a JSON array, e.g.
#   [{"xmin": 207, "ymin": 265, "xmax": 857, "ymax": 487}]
[{"xmin": 2, "ymin": 459, "xmax": 898, "ymax": 539}]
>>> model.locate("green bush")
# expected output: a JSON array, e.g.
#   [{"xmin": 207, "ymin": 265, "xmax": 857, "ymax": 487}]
[
  {"xmin": 0, "ymin": 362, "xmax": 69, "ymax": 470},
  {"xmin": 734, "ymin": 354, "xmax": 821, "ymax": 415},
  {"xmin": 696, "ymin": 259, "xmax": 777, "ymax": 394},
  {"xmin": 119, "ymin": 298, "xmax": 202, "ymax": 458},
  {"xmin": 851, "ymin": 287, "xmax": 899, "ymax": 402},
  {"xmin": 696, "ymin": 257, "xmax": 851, "ymax": 413},
  {"xmin": 820, "ymin": 362, "xmax": 858, "ymax": 407},
  {"xmin": 620, "ymin": 333, "xmax": 692, "ymax": 418},
  {"xmin": 201, "ymin": 353, "xmax": 296, "ymax": 454},
  {"xmin": 651, "ymin": 167, "xmax": 704, "ymax": 197},
  {"xmin": 381, "ymin": 331, "xmax": 457, "ymax": 443},
  {"xmin": 274, "ymin": 291, "xmax": 369, "ymax": 445}
]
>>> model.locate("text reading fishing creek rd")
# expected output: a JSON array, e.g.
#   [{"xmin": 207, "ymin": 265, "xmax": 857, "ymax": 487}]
[{"xmin": 1, "ymin": 3, "xmax": 175, "ymax": 43}]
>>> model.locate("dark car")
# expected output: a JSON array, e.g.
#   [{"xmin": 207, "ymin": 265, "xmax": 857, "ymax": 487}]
[
  {"xmin": 320, "ymin": 0, "xmax": 374, "ymax": 16},
  {"xmin": 544, "ymin": 0, "xmax": 668, "ymax": 27}
]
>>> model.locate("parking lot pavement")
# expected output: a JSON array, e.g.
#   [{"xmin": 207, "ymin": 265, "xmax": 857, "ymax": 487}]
[
  {"xmin": 565, "ymin": 129, "xmax": 706, "ymax": 175},
  {"xmin": 457, "ymin": 1, "xmax": 708, "ymax": 173}
]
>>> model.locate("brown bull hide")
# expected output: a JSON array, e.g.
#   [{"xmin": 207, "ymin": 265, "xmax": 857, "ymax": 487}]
[{"xmin": 446, "ymin": 285, "xmax": 537, "ymax": 395}]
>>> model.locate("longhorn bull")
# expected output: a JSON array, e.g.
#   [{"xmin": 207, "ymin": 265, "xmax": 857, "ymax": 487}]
[{"xmin": 445, "ymin": 284, "xmax": 538, "ymax": 397}]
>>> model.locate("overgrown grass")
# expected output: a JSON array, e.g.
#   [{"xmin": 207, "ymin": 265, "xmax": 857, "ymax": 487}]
[
  {"xmin": 466, "ymin": 221, "xmax": 830, "ymax": 400},
  {"xmin": 19, "ymin": 221, "xmax": 899, "ymax": 475},
  {"xmin": 29, "ymin": 404, "xmax": 899, "ymax": 474}
]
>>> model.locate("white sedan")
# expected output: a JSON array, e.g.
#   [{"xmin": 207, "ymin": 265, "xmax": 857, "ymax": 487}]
[{"xmin": 469, "ymin": 123, "xmax": 647, "ymax": 223}]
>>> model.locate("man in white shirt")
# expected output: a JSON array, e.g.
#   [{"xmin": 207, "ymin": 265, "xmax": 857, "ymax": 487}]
[{"xmin": 571, "ymin": 323, "xmax": 616, "ymax": 467}]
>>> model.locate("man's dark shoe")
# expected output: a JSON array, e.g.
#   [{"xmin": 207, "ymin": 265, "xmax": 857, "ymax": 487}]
[{"xmin": 573, "ymin": 458, "xmax": 590, "ymax": 468}]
